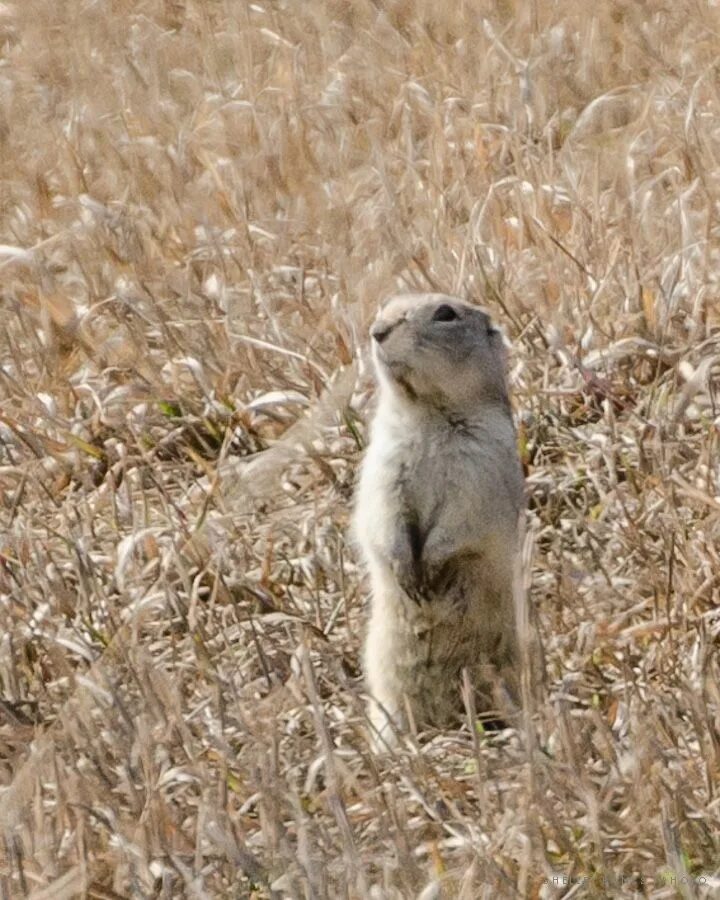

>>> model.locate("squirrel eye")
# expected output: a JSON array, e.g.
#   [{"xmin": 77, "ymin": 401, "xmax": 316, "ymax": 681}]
[{"xmin": 432, "ymin": 304, "xmax": 459, "ymax": 323}]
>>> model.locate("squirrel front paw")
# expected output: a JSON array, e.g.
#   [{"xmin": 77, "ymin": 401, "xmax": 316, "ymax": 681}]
[
  {"xmin": 389, "ymin": 530, "xmax": 427, "ymax": 604},
  {"xmin": 388, "ymin": 557, "xmax": 420, "ymax": 601}
]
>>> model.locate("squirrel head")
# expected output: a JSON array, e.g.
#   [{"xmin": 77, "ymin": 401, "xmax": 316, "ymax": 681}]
[{"xmin": 370, "ymin": 293, "xmax": 511, "ymax": 419}]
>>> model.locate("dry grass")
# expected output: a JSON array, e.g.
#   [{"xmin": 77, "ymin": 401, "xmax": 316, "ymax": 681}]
[{"xmin": 1, "ymin": 0, "xmax": 719, "ymax": 896}]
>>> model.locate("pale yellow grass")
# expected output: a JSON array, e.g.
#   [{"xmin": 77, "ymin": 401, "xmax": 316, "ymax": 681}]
[{"xmin": 0, "ymin": 0, "xmax": 719, "ymax": 897}]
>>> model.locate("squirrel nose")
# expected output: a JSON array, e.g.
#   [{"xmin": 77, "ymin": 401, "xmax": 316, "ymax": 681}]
[{"xmin": 370, "ymin": 321, "xmax": 393, "ymax": 343}]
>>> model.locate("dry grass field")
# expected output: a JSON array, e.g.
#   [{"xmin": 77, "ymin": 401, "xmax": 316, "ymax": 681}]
[{"xmin": 1, "ymin": 0, "xmax": 720, "ymax": 896}]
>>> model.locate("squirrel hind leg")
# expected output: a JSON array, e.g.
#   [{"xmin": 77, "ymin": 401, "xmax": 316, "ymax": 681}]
[{"xmin": 366, "ymin": 694, "xmax": 404, "ymax": 752}]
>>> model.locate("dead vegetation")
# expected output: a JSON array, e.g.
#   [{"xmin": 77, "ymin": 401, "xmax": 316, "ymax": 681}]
[{"xmin": 0, "ymin": 0, "xmax": 719, "ymax": 896}]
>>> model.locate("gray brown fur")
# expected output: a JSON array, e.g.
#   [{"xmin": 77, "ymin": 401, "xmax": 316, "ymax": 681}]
[{"xmin": 353, "ymin": 293, "xmax": 526, "ymax": 741}]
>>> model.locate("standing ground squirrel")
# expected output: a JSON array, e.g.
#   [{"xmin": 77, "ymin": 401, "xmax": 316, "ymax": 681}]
[{"xmin": 353, "ymin": 293, "xmax": 526, "ymax": 742}]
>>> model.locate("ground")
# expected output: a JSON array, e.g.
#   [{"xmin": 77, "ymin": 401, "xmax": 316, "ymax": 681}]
[{"xmin": 1, "ymin": 1, "xmax": 719, "ymax": 897}]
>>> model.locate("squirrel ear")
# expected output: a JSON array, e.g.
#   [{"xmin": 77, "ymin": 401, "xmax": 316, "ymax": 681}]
[
  {"xmin": 490, "ymin": 322, "xmax": 511, "ymax": 351},
  {"xmin": 488, "ymin": 325, "xmax": 511, "ymax": 378}
]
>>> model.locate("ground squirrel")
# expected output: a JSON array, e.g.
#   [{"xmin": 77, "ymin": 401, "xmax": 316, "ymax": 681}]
[{"xmin": 353, "ymin": 293, "xmax": 526, "ymax": 741}]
